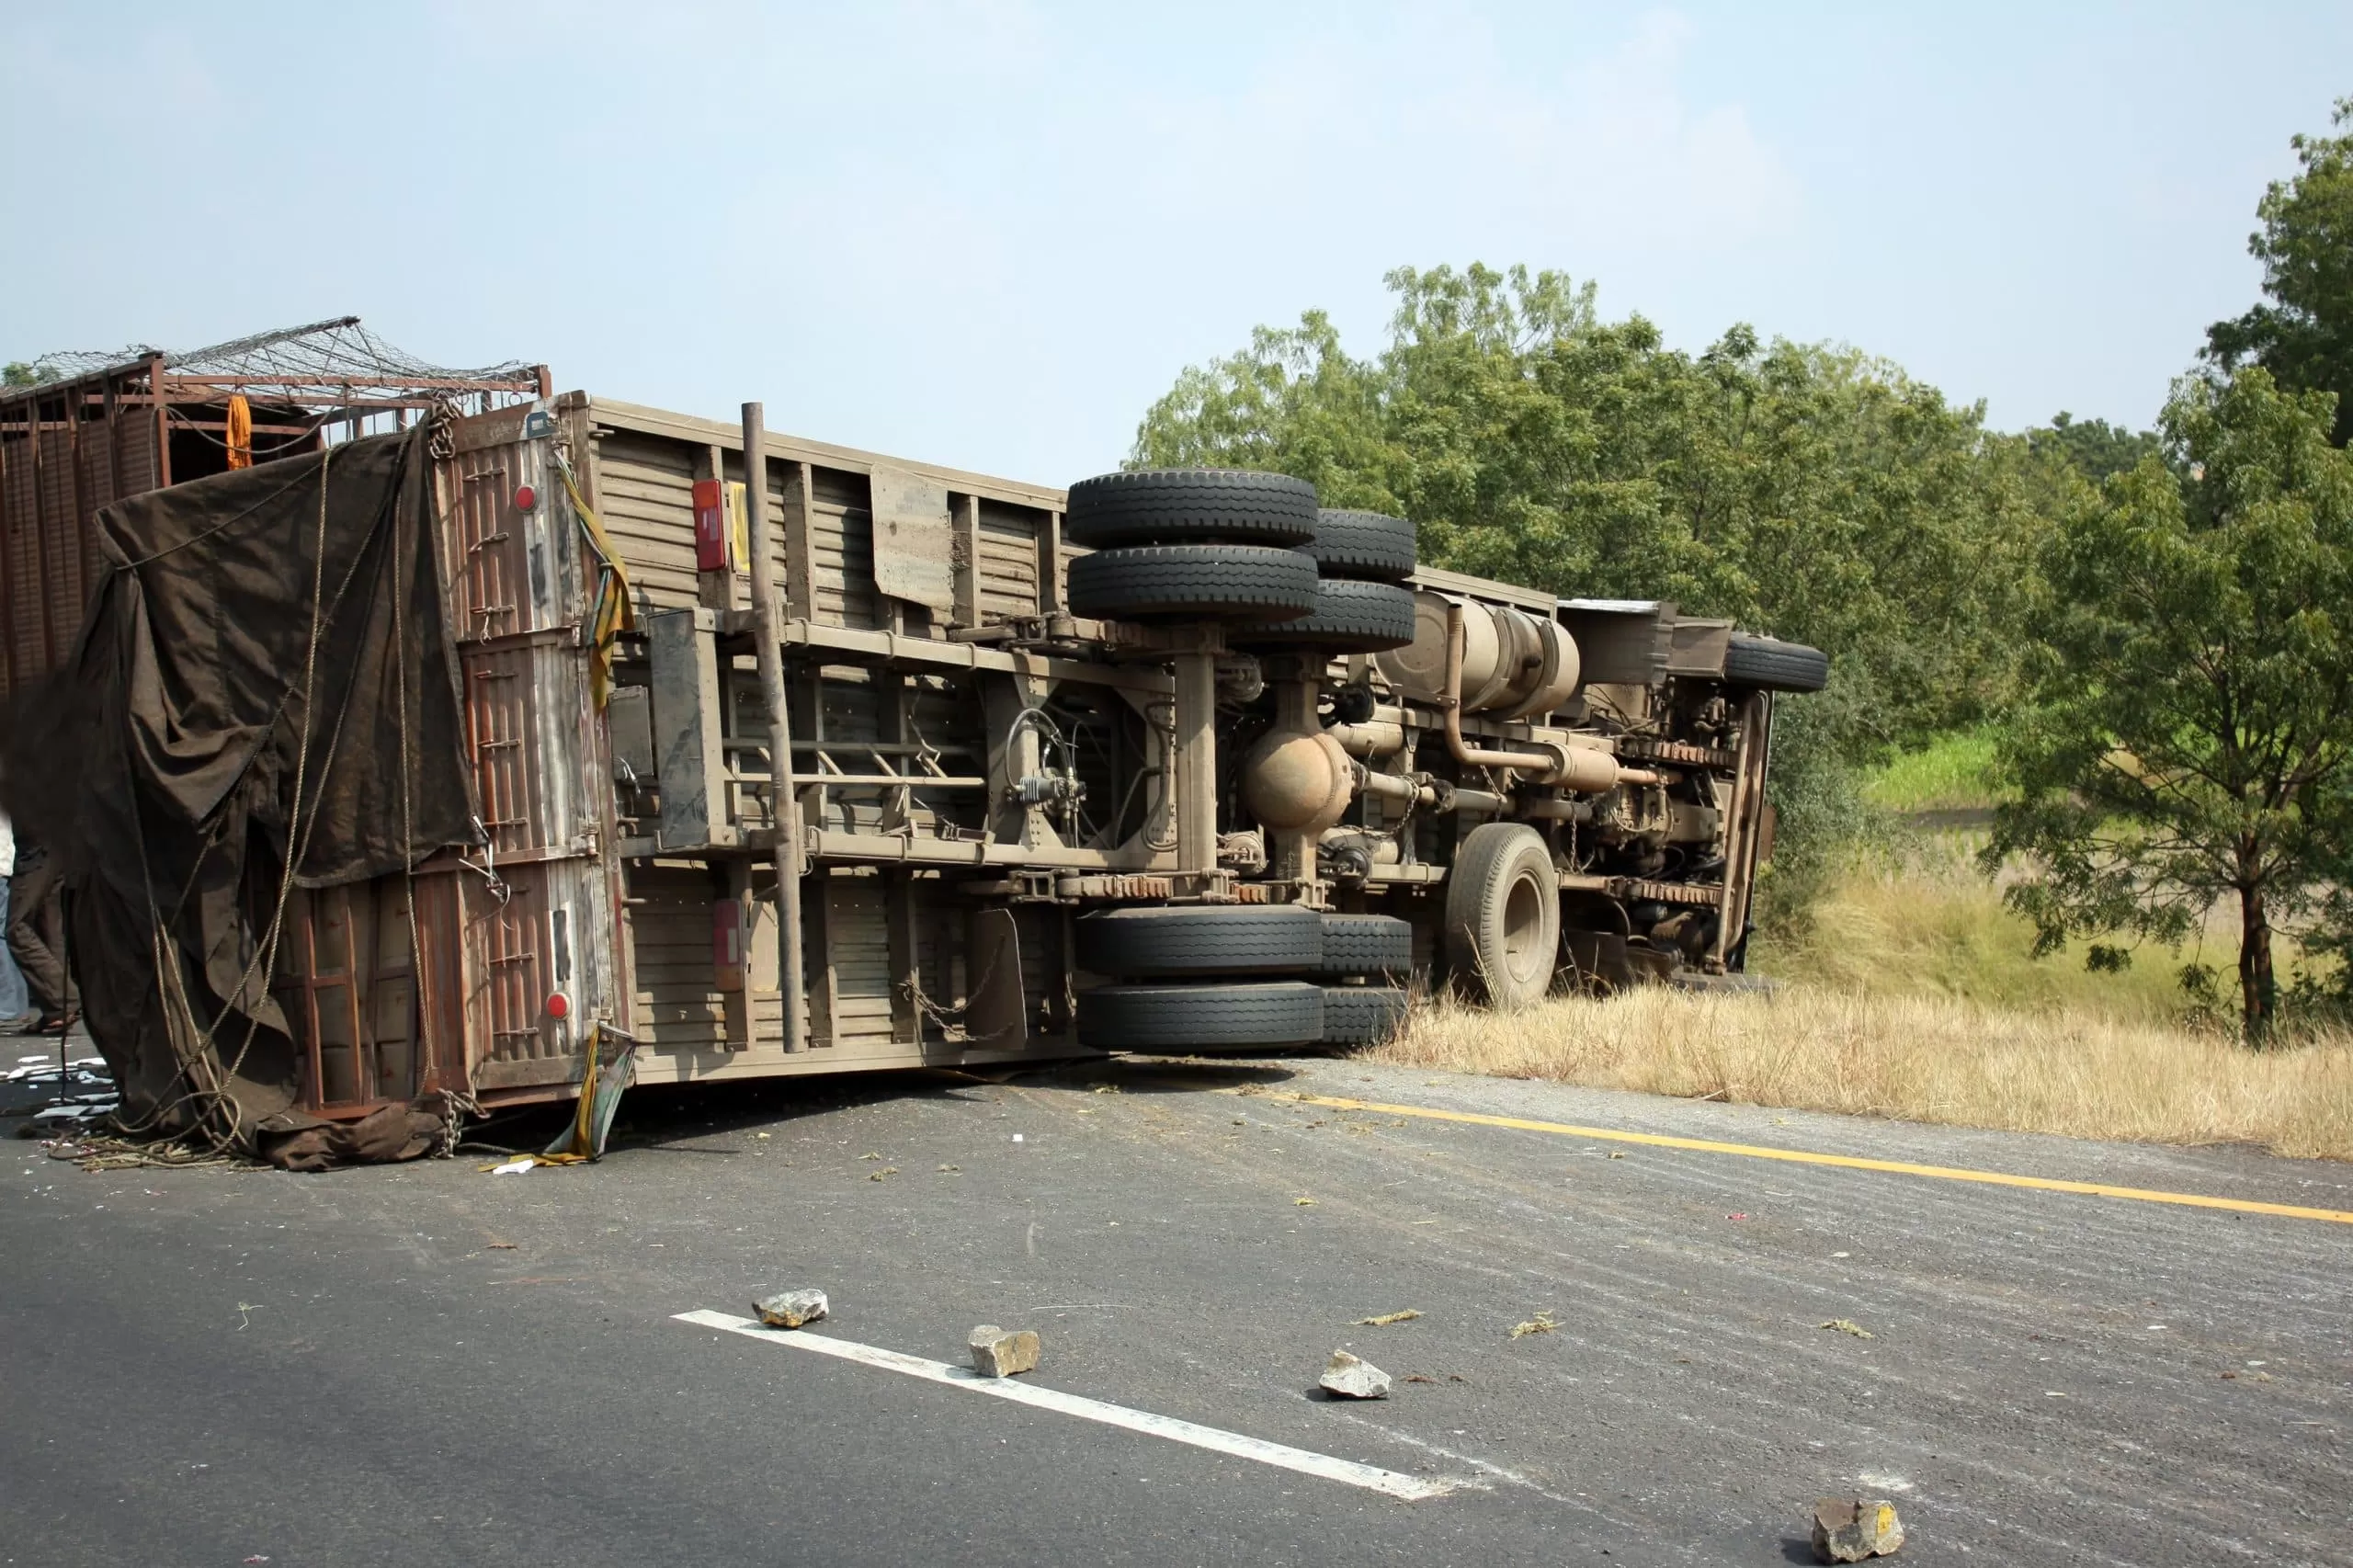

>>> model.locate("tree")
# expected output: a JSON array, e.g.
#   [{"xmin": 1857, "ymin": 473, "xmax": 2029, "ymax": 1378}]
[
  {"xmin": 2029, "ymin": 412, "xmax": 2163, "ymax": 484},
  {"xmin": 1987, "ymin": 369, "xmax": 2353, "ymax": 1040},
  {"xmin": 1132, "ymin": 263, "xmax": 2055, "ymax": 750},
  {"xmin": 2205, "ymin": 98, "xmax": 2353, "ymax": 446},
  {"xmin": 2, "ymin": 361, "xmax": 56, "ymax": 390}
]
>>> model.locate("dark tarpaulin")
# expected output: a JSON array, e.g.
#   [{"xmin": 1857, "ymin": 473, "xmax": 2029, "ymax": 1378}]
[{"xmin": 0, "ymin": 425, "xmax": 476, "ymax": 1149}]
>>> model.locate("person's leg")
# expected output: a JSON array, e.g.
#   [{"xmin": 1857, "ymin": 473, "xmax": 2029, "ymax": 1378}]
[
  {"xmin": 6, "ymin": 854, "xmax": 68, "ymax": 1023},
  {"xmin": 0, "ymin": 875, "xmax": 28, "ymax": 1026}
]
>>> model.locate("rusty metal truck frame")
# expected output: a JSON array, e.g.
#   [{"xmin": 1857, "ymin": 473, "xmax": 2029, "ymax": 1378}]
[
  {"xmin": 358, "ymin": 390, "xmax": 1805, "ymax": 1119},
  {"xmin": 6, "ymin": 356, "xmax": 1813, "ymax": 1122}
]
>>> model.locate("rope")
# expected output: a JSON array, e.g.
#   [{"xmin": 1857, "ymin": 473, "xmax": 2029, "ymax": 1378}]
[
  {"xmin": 554, "ymin": 449, "xmax": 636, "ymax": 708},
  {"xmin": 393, "ymin": 422, "xmax": 426, "ymax": 1131}
]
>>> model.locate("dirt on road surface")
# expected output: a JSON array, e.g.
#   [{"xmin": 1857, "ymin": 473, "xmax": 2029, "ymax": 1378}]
[{"xmin": 5, "ymin": 1057, "xmax": 2349, "ymax": 1566}]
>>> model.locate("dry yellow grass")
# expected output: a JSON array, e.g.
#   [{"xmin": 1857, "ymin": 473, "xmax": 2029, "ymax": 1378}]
[{"xmin": 1369, "ymin": 987, "xmax": 2353, "ymax": 1162}]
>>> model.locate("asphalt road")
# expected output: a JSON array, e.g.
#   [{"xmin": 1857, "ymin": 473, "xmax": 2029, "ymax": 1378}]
[{"xmin": 4, "ymin": 1052, "xmax": 2349, "ymax": 1566}]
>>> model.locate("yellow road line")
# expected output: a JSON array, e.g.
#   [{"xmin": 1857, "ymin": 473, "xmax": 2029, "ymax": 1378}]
[{"xmin": 1271, "ymin": 1092, "xmax": 2353, "ymax": 1226}]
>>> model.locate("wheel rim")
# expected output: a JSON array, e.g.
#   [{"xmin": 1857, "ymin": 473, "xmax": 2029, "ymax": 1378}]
[{"xmin": 1501, "ymin": 870, "xmax": 1548, "ymax": 987}]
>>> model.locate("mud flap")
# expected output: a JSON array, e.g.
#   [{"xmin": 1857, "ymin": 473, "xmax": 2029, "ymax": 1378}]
[{"xmin": 966, "ymin": 909, "xmax": 1027, "ymax": 1045}]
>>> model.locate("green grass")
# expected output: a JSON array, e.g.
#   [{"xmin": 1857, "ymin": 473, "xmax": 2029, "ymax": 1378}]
[
  {"xmin": 1751, "ymin": 831, "xmax": 2291, "ymax": 1025},
  {"xmin": 1862, "ymin": 727, "xmax": 2006, "ymax": 813}
]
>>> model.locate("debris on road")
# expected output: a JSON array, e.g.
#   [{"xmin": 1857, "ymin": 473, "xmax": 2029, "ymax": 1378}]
[
  {"xmin": 755, "ymin": 1290, "xmax": 830, "ymax": 1329},
  {"xmin": 1509, "ymin": 1312, "xmax": 1559, "ymax": 1339},
  {"xmin": 1319, "ymin": 1350, "xmax": 1392, "ymax": 1399},
  {"xmin": 1352, "ymin": 1309, "xmax": 1423, "ymax": 1325},
  {"xmin": 1821, "ymin": 1319, "xmax": 1875, "ymax": 1338},
  {"xmin": 868, "ymin": 1166, "xmax": 898, "ymax": 1181},
  {"xmin": 968, "ymin": 1325, "xmax": 1040, "ymax": 1377},
  {"xmin": 1812, "ymin": 1497, "xmax": 1905, "ymax": 1562}
]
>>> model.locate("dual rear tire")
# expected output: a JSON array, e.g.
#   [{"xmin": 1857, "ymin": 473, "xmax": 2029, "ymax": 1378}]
[
  {"xmin": 1074, "ymin": 906, "xmax": 1411, "ymax": 1052},
  {"xmin": 1062, "ymin": 474, "xmax": 1418, "ymax": 650}
]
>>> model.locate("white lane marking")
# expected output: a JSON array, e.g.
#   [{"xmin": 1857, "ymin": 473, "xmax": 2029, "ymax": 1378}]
[{"xmin": 674, "ymin": 1310, "xmax": 1461, "ymax": 1502}]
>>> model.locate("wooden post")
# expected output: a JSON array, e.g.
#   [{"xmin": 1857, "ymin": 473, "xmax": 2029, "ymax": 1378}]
[
  {"xmin": 147, "ymin": 353, "xmax": 170, "ymax": 487},
  {"xmin": 952, "ymin": 494, "xmax": 981, "ymax": 629},
  {"xmin": 26, "ymin": 381, "xmax": 51, "ymax": 675},
  {"xmin": 784, "ymin": 461, "xmax": 817, "ymax": 620},
  {"xmin": 743, "ymin": 403, "xmax": 808, "ymax": 1052},
  {"xmin": 1038, "ymin": 508, "xmax": 1063, "ymax": 614}
]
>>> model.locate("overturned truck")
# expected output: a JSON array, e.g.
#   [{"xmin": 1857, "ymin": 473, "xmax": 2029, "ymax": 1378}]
[{"xmin": 22, "ymin": 388, "xmax": 1826, "ymax": 1136}]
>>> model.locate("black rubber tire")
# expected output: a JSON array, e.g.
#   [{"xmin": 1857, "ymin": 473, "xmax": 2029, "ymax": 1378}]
[
  {"xmin": 1076, "ymin": 981, "xmax": 1324, "ymax": 1051},
  {"xmin": 1065, "ymin": 470, "xmax": 1319, "ymax": 550},
  {"xmin": 1321, "ymin": 985, "xmax": 1407, "ymax": 1046},
  {"xmin": 1067, "ymin": 545, "xmax": 1319, "ymax": 622},
  {"xmin": 1302, "ymin": 509, "xmax": 1415, "ymax": 583},
  {"xmin": 1722, "ymin": 634, "xmax": 1829, "ymax": 693},
  {"xmin": 1319, "ymin": 914, "xmax": 1413, "ymax": 978},
  {"xmin": 1232, "ymin": 578, "xmax": 1417, "ymax": 653},
  {"xmin": 1444, "ymin": 822, "xmax": 1560, "ymax": 1009},
  {"xmin": 1074, "ymin": 904, "xmax": 1323, "ymax": 979}
]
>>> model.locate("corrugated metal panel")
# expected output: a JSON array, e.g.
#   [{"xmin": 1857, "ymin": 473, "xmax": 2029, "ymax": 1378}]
[
  {"xmin": 977, "ymin": 499, "xmax": 1044, "ymax": 620},
  {"xmin": 821, "ymin": 879, "xmax": 896, "ymax": 1043},
  {"xmin": 2, "ymin": 420, "xmax": 42, "ymax": 694},
  {"xmin": 591, "ymin": 430, "xmax": 701, "ymax": 612},
  {"xmin": 461, "ymin": 642, "xmax": 551, "ymax": 858},
  {"xmin": 623, "ymin": 861, "xmax": 725, "ymax": 1049},
  {"xmin": 37, "ymin": 422, "xmax": 82, "ymax": 677},
  {"xmin": 469, "ymin": 864, "xmax": 555, "ymax": 1067},
  {"xmin": 280, "ymin": 875, "xmax": 432, "ymax": 1112},
  {"xmin": 432, "ymin": 401, "xmax": 625, "ymax": 1095}
]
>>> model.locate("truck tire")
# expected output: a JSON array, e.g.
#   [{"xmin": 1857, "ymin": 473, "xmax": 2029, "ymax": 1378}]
[
  {"xmin": 1321, "ymin": 984, "xmax": 1407, "ymax": 1046},
  {"xmin": 1444, "ymin": 822, "xmax": 1560, "ymax": 1009},
  {"xmin": 1076, "ymin": 981, "xmax": 1324, "ymax": 1051},
  {"xmin": 1067, "ymin": 544, "xmax": 1319, "ymax": 622},
  {"xmin": 1075, "ymin": 903, "xmax": 1323, "ymax": 979},
  {"xmin": 1319, "ymin": 913, "xmax": 1412, "ymax": 978},
  {"xmin": 1065, "ymin": 470, "xmax": 1319, "ymax": 550},
  {"xmin": 1722, "ymin": 634, "xmax": 1829, "ymax": 693},
  {"xmin": 1233, "ymin": 578, "xmax": 1417, "ymax": 653},
  {"xmin": 1302, "ymin": 509, "xmax": 1415, "ymax": 583}
]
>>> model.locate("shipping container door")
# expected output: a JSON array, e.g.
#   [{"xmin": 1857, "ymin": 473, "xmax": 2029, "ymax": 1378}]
[{"xmin": 433, "ymin": 402, "xmax": 624, "ymax": 1095}]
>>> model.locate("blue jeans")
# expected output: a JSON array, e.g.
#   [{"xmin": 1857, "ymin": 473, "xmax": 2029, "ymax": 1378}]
[{"xmin": 0, "ymin": 878, "xmax": 27, "ymax": 1020}]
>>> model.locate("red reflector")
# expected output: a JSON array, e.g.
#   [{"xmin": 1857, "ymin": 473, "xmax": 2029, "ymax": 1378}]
[
  {"xmin": 545, "ymin": 992, "xmax": 569, "ymax": 1020},
  {"xmin": 514, "ymin": 483, "xmax": 538, "ymax": 512}
]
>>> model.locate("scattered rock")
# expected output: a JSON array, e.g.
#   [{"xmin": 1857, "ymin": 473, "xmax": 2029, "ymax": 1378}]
[
  {"xmin": 1319, "ymin": 1349, "xmax": 1392, "ymax": 1399},
  {"xmin": 1812, "ymin": 1497, "xmax": 1904, "ymax": 1562},
  {"xmin": 968, "ymin": 1324, "xmax": 1040, "ymax": 1377},
  {"xmin": 755, "ymin": 1290, "xmax": 829, "ymax": 1329}
]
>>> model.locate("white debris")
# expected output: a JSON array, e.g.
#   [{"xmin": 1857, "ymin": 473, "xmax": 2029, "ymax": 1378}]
[{"xmin": 1318, "ymin": 1350, "xmax": 1392, "ymax": 1400}]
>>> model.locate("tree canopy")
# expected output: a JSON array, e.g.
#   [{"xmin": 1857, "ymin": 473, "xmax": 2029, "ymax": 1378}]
[
  {"xmin": 2205, "ymin": 97, "xmax": 2353, "ymax": 446},
  {"xmin": 1988, "ymin": 369, "xmax": 2353, "ymax": 1038},
  {"xmin": 1134, "ymin": 263, "xmax": 2072, "ymax": 754}
]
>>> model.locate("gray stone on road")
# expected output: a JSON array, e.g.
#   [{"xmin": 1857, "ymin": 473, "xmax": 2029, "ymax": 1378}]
[
  {"xmin": 754, "ymin": 1288, "xmax": 829, "ymax": 1328},
  {"xmin": 1318, "ymin": 1348, "xmax": 1392, "ymax": 1399},
  {"xmin": 1813, "ymin": 1496, "xmax": 1906, "ymax": 1561},
  {"xmin": 968, "ymin": 1324, "xmax": 1040, "ymax": 1377}
]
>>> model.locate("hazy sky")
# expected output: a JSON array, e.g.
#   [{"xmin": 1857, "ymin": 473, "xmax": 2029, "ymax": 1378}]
[{"xmin": 4, "ymin": 4, "xmax": 2346, "ymax": 484}]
